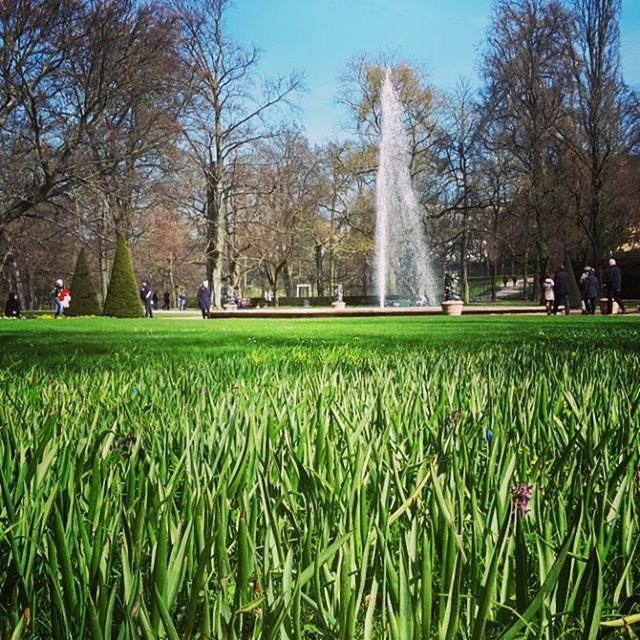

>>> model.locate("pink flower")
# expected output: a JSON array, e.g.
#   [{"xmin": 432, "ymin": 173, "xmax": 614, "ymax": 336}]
[{"xmin": 511, "ymin": 483, "xmax": 533, "ymax": 523}]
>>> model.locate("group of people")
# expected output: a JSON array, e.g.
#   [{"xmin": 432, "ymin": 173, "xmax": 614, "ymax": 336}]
[
  {"xmin": 138, "ymin": 283, "xmax": 189, "ymax": 317},
  {"xmin": 3, "ymin": 265, "xmax": 632, "ymax": 319},
  {"xmin": 542, "ymin": 258, "xmax": 626, "ymax": 316},
  {"xmin": 4, "ymin": 279, "xmax": 72, "ymax": 318},
  {"xmin": 140, "ymin": 280, "xmax": 213, "ymax": 318}
]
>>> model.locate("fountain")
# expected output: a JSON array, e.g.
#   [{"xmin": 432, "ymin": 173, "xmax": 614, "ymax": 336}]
[{"xmin": 375, "ymin": 69, "xmax": 436, "ymax": 308}]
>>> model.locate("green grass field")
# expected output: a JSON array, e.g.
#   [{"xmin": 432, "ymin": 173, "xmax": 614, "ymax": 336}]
[{"xmin": 1, "ymin": 315, "xmax": 639, "ymax": 638}]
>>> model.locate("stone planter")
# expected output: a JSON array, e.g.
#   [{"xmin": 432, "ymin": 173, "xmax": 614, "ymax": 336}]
[
  {"xmin": 441, "ymin": 300, "xmax": 464, "ymax": 316},
  {"xmin": 223, "ymin": 303, "xmax": 238, "ymax": 310},
  {"xmin": 599, "ymin": 298, "xmax": 619, "ymax": 315},
  {"xmin": 331, "ymin": 301, "xmax": 346, "ymax": 310}
]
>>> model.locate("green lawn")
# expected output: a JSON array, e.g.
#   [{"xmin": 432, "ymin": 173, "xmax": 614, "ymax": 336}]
[
  {"xmin": 1, "ymin": 314, "xmax": 639, "ymax": 370},
  {"xmin": 1, "ymin": 315, "xmax": 639, "ymax": 638}
]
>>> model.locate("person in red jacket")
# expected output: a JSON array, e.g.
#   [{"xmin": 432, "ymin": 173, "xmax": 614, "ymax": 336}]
[{"xmin": 52, "ymin": 279, "xmax": 71, "ymax": 318}]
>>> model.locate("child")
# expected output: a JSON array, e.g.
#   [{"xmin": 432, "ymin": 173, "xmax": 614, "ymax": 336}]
[
  {"xmin": 542, "ymin": 274, "xmax": 554, "ymax": 315},
  {"xmin": 52, "ymin": 279, "xmax": 71, "ymax": 318}
]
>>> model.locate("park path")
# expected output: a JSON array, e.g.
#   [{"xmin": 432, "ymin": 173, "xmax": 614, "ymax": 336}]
[{"xmin": 477, "ymin": 278, "xmax": 529, "ymax": 302}]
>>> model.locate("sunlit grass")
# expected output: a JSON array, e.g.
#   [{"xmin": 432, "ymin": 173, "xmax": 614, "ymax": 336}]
[{"xmin": 0, "ymin": 316, "xmax": 639, "ymax": 638}]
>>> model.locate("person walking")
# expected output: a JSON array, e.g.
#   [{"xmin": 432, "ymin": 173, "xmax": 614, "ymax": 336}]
[
  {"xmin": 542, "ymin": 274, "xmax": 555, "ymax": 315},
  {"xmin": 163, "ymin": 290, "xmax": 171, "ymax": 310},
  {"xmin": 502, "ymin": 275, "xmax": 508, "ymax": 289},
  {"xmin": 582, "ymin": 268, "xmax": 599, "ymax": 315},
  {"xmin": 606, "ymin": 258, "xmax": 625, "ymax": 314},
  {"xmin": 177, "ymin": 287, "xmax": 186, "ymax": 310},
  {"xmin": 52, "ymin": 279, "xmax": 71, "ymax": 318},
  {"xmin": 52, "ymin": 279, "xmax": 63, "ymax": 317},
  {"xmin": 140, "ymin": 281, "xmax": 153, "ymax": 318},
  {"xmin": 552, "ymin": 265, "xmax": 571, "ymax": 315},
  {"xmin": 578, "ymin": 266, "xmax": 590, "ymax": 314},
  {"xmin": 197, "ymin": 279, "xmax": 211, "ymax": 319}
]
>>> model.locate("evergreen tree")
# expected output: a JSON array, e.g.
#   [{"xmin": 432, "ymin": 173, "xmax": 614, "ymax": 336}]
[
  {"xmin": 103, "ymin": 236, "xmax": 144, "ymax": 317},
  {"xmin": 67, "ymin": 248, "xmax": 101, "ymax": 316},
  {"xmin": 566, "ymin": 257, "xmax": 582, "ymax": 311}
]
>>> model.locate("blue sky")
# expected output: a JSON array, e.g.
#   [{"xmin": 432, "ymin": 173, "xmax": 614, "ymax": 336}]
[{"xmin": 227, "ymin": 0, "xmax": 640, "ymax": 144}]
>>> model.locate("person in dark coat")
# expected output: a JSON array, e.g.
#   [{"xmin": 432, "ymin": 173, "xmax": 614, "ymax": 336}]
[
  {"xmin": 140, "ymin": 281, "xmax": 153, "ymax": 318},
  {"xmin": 4, "ymin": 292, "xmax": 21, "ymax": 318},
  {"xmin": 163, "ymin": 290, "xmax": 171, "ymax": 310},
  {"xmin": 606, "ymin": 258, "xmax": 625, "ymax": 314},
  {"xmin": 552, "ymin": 266, "xmax": 571, "ymax": 315},
  {"xmin": 582, "ymin": 268, "xmax": 599, "ymax": 315},
  {"xmin": 197, "ymin": 279, "xmax": 211, "ymax": 319},
  {"xmin": 578, "ymin": 266, "xmax": 590, "ymax": 314}
]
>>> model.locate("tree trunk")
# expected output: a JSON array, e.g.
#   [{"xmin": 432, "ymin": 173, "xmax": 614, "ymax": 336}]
[
  {"xmin": 490, "ymin": 208, "xmax": 500, "ymax": 302},
  {"xmin": 9, "ymin": 253, "xmax": 26, "ymax": 308},
  {"xmin": 491, "ymin": 258, "xmax": 497, "ymax": 302},
  {"xmin": 590, "ymin": 178, "xmax": 602, "ymax": 266},
  {"xmin": 205, "ymin": 168, "xmax": 225, "ymax": 308},
  {"xmin": 536, "ymin": 255, "xmax": 547, "ymax": 304},
  {"xmin": 24, "ymin": 262, "xmax": 36, "ymax": 310},
  {"xmin": 272, "ymin": 269, "xmax": 281, "ymax": 306},
  {"xmin": 461, "ymin": 235, "xmax": 469, "ymax": 304},
  {"xmin": 97, "ymin": 247, "xmax": 108, "ymax": 303},
  {"xmin": 168, "ymin": 253, "xmax": 176, "ymax": 308},
  {"xmin": 229, "ymin": 260, "xmax": 238, "ymax": 290},
  {"xmin": 97, "ymin": 206, "xmax": 110, "ymax": 303},
  {"xmin": 460, "ymin": 209, "xmax": 470, "ymax": 303},
  {"xmin": 282, "ymin": 264, "xmax": 294, "ymax": 298},
  {"xmin": 315, "ymin": 244, "xmax": 324, "ymax": 296}
]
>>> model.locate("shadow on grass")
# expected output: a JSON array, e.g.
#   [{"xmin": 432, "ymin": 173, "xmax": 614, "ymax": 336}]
[{"xmin": 0, "ymin": 315, "xmax": 638, "ymax": 373}]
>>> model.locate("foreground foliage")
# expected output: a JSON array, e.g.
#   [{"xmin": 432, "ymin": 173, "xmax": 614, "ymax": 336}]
[{"xmin": 0, "ymin": 318, "xmax": 639, "ymax": 638}]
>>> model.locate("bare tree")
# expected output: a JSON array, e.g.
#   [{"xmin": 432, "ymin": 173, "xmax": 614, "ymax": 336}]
[
  {"xmin": 482, "ymin": 0, "xmax": 572, "ymax": 298},
  {"xmin": 77, "ymin": 1, "xmax": 183, "ymax": 239},
  {"xmin": 0, "ymin": 0, "xmax": 79, "ymax": 224},
  {"xmin": 173, "ymin": 0, "xmax": 301, "ymax": 307},
  {"xmin": 246, "ymin": 130, "xmax": 323, "ymax": 302},
  {"xmin": 339, "ymin": 56, "xmax": 437, "ymax": 183},
  {"xmin": 562, "ymin": 0, "xmax": 640, "ymax": 264},
  {"xmin": 0, "ymin": 0, "xmax": 184, "ymax": 302},
  {"xmin": 435, "ymin": 79, "xmax": 484, "ymax": 302}
]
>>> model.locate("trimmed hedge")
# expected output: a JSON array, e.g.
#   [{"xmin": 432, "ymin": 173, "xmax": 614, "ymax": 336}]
[
  {"xmin": 103, "ymin": 236, "xmax": 144, "ymax": 318},
  {"xmin": 67, "ymin": 249, "xmax": 101, "ymax": 317},
  {"xmin": 567, "ymin": 259, "xmax": 582, "ymax": 310}
]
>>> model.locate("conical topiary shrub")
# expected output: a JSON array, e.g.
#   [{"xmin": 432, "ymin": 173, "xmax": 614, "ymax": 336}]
[
  {"xmin": 67, "ymin": 248, "xmax": 101, "ymax": 316},
  {"xmin": 103, "ymin": 236, "xmax": 144, "ymax": 318},
  {"xmin": 566, "ymin": 258, "xmax": 582, "ymax": 311}
]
